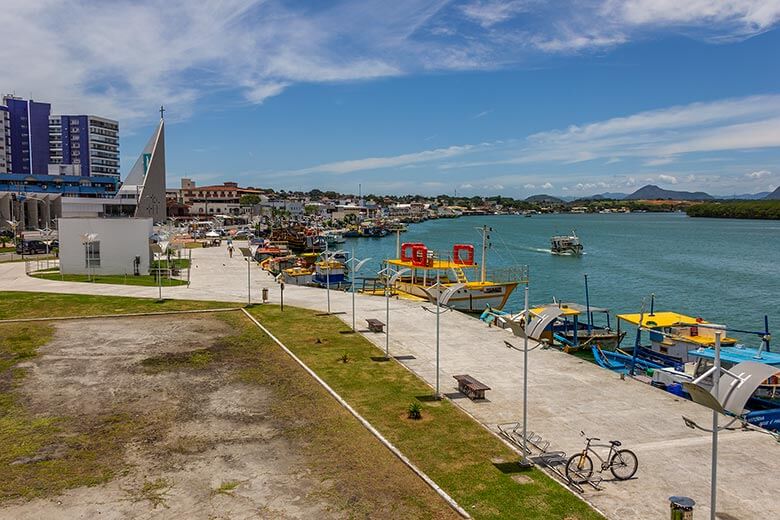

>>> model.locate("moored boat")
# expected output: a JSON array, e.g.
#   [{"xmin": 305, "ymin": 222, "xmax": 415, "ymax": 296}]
[{"xmin": 385, "ymin": 226, "xmax": 527, "ymax": 312}]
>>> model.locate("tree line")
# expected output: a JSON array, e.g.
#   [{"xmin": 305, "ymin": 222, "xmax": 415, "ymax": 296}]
[{"xmin": 686, "ymin": 201, "xmax": 780, "ymax": 220}]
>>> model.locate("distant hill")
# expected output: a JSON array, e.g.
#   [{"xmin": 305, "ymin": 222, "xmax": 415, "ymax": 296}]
[
  {"xmin": 575, "ymin": 192, "xmax": 627, "ymax": 201},
  {"xmin": 624, "ymin": 184, "xmax": 713, "ymax": 201},
  {"xmin": 525, "ymin": 194, "xmax": 565, "ymax": 204},
  {"xmin": 765, "ymin": 187, "xmax": 780, "ymax": 200},
  {"xmin": 720, "ymin": 192, "xmax": 770, "ymax": 200}
]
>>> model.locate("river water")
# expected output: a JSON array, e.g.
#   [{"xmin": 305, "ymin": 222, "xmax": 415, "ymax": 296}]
[{"xmin": 343, "ymin": 213, "xmax": 779, "ymax": 344}]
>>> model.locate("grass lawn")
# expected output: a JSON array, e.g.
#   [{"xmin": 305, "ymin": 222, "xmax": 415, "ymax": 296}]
[
  {"xmin": 0, "ymin": 291, "xmax": 234, "ymax": 320},
  {"xmin": 248, "ymin": 306, "xmax": 603, "ymax": 520},
  {"xmin": 184, "ymin": 242, "xmax": 203, "ymax": 249},
  {"xmin": 31, "ymin": 272, "xmax": 188, "ymax": 287},
  {"xmin": 0, "ymin": 246, "xmax": 15, "ymax": 253},
  {"xmin": 152, "ymin": 258, "xmax": 191, "ymax": 269}
]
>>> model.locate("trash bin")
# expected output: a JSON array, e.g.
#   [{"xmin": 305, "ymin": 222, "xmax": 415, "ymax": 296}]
[
  {"xmin": 669, "ymin": 496, "xmax": 695, "ymax": 520},
  {"xmin": 262, "ymin": 287, "xmax": 269, "ymax": 303}
]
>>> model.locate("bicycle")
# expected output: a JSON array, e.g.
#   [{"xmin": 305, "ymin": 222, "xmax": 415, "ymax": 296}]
[{"xmin": 565, "ymin": 431, "xmax": 638, "ymax": 484}]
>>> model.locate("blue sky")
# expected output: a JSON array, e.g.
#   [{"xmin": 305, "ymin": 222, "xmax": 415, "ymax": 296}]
[{"xmin": 3, "ymin": 1, "xmax": 780, "ymax": 196}]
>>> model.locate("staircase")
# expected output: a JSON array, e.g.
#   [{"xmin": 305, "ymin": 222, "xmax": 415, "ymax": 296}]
[{"xmin": 452, "ymin": 267, "xmax": 469, "ymax": 283}]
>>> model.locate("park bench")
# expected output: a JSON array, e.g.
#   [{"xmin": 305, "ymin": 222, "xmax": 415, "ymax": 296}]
[
  {"xmin": 453, "ymin": 374, "xmax": 491, "ymax": 400},
  {"xmin": 366, "ymin": 318, "xmax": 385, "ymax": 333}
]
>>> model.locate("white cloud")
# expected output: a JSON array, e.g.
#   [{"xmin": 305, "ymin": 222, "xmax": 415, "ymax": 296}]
[
  {"xmin": 658, "ymin": 174, "xmax": 678, "ymax": 184},
  {"xmin": 541, "ymin": 181, "xmax": 553, "ymax": 189},
  {"xmin": 473, "ymin": 109, "xmax": 493, "ymax": 119},
  {"xmin": 746, "ymin": 169, "xmax": 772, "ymax": 179},
  {"xmin": 523, "ymin": 183, "xmax": 536, "ymax": 189}
]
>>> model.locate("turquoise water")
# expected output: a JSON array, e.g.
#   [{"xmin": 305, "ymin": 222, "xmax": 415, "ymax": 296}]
[{"xmin": 344, "ymin": 213, "xmax": 780, "ymax": 344}]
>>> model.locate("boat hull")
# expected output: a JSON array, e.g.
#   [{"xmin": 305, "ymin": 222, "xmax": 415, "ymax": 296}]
[{"xmin": 395, "ymin": 281, "xmax": 517, "ymax": 312}]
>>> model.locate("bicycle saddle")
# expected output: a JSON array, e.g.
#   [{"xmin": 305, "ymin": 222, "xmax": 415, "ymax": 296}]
[{"xmin": 609, "ymin": 440, "xmax": 622, "ymax": 446}]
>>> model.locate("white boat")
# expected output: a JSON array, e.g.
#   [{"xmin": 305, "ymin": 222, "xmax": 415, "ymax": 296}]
[
  {"xmin": 550, "ymin": 230, "xmax": 583, "ymax": 255},
  {"xmin": 322, "ymin": 230, "xmax": 346, "ymax": 244}
]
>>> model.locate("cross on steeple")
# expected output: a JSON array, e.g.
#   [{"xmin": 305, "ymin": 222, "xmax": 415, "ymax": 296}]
[{"xmin": 159, "ymin": 105, "xmax": 165, "ymax": 119}]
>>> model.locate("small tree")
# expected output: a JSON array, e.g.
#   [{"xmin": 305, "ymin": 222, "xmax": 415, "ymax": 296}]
[{"xmin": 240, "ymin": 194, "xmax": 262, "ymax": 206}]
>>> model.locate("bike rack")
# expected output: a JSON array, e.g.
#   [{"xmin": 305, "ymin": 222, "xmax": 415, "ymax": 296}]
[
  {"xmin": 496, "ymin": 423, "xmax": 603, "ymax": 492},
  {"xmin": 496, "ymin": 422, "xmax": 604, "ymax": 493}
]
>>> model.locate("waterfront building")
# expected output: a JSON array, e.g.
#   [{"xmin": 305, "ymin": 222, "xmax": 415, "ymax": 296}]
[
  {"xmin": 2, "ymin": 95, "xmax": 51, "ymax": 175},
  {"xmin": 49, "ymin": 115, "xmax": 120, "ymax": 179},
  {"xmin": 169, "ymin": 179, "xmax": 265, "ymax": 217}
]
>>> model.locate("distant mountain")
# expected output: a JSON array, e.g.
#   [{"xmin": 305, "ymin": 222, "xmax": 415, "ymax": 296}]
[
  {"xmin": 720, "ymin": 192, "xmax": 770, "ymax": 200},
  {"xmin": 765, "ymin": 187, "xmax": 780, "ymax": 200},
  {"xmin": 525, "ymin": 194, "xmax": 565, "ymax": 204},
  {"xmin": 575, "ymin": 192, "xmax": 627, "ymax": 201},
  {"xmin": 624, "ymin": 184, "xmax": 714, "ymax": 201}
]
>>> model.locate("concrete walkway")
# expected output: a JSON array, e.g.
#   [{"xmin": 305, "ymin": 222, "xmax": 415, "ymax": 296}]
[{"xmin": 1, "ymin": 245, "xmax": 777, "ymax": 519}]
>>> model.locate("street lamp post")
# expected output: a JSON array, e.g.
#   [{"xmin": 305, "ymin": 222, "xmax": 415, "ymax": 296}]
[
  {"xmin": 710, "ymin": 331, "xmax": 722, "ymax": 520},
  {"xmin": 522, "ymin": 285, "xmax": 530, "ymax": 458},
  {"xmin": 422, "ymin": 272, "xmax": 464, "ymax": 399},
  {"xmin": 378, "ymin": 265, "xmax": 410, "ymax": 358},
  {"xmin": 346, "ymin": 247, "xmax": 372, "ymax": 332}
]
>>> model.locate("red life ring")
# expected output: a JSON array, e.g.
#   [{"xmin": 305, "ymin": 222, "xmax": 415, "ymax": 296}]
[
  {"xmin": 453, "ymin": 244, "xmax": 475, "ymax": 265},
  {"xmin": 411, "ymin": 245, "xmax": 428, "ymax": 267},
  {"xmin": 401, "ymin": 242, "xmax": 424, "ymax": 262}
]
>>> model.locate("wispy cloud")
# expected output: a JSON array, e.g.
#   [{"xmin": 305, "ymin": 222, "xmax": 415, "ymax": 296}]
[
  {"xmin": 473, "ymin": 109, "xmax": 493, "ymax": 119},
  {"xmin": 460, "ymin": 1, "xmax": 531, "ymax": 28},
  {"xmin": 287, "ymin": 142, "xmax": 495, "ymax": 176}
]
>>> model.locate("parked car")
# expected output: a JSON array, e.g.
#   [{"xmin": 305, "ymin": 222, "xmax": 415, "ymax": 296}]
[
  {"xmin": 16, "ymin": 240, "xmax": 49, "ymax": 255},
  {"xmin": 234, "ymin": 229, "xmax": 254, "ymax": 239}
]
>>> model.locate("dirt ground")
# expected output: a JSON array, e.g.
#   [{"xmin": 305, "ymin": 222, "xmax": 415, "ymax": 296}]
[{"xmin": 0, "ymin": 315, "xmax": 455, "ymax": 519}]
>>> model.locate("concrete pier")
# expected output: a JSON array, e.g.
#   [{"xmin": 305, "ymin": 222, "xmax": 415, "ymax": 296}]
[{"xmin": 1, "ymin": 244, "xmax": 777, "ymax": 519}]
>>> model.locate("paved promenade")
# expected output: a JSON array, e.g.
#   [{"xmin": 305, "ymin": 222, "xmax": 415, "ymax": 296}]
[{"xmin": 1, "ymin": 246, "xmax": 777, "ymax": 519}]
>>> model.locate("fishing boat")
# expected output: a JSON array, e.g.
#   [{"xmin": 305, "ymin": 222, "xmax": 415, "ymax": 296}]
[
  {"xmin": 279, "ymin": 265, "xmax": 314, "ymax": 285},
  {"xmin": 550, "ymin": 230, "xmax": 583, "ymax": 255},
  {"xmin": 616, "ymin": 310, "xmax": 738, "ymax": 365},
  {"xmin": 535, "ymin": 302, "xmax": 625, "ymax": 351},
  {"xmin": 385, "ymin": 226, "xmax": 527, "ymax": 312},
  {"xmin": 312, "ymin": 259, "xmax": 348, "ymax": 287}
]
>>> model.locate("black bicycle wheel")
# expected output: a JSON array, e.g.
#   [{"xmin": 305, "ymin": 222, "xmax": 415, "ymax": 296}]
[
  {"xmin": 565, "ymin": 453, "xmax": 593, "ymax": 484},
  {"xmin": 610, "ymin": 449, "xmax": 638, "ymax": 480}
]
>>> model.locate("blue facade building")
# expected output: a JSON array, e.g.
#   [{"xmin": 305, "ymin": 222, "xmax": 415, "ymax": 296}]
[
  {"xmin": 49, "ymin": 114, "xmax": 120, "ymax": 178},
  {"xmin": 2, "ymin": 96, "xmax": 51, "ymax": 175}
]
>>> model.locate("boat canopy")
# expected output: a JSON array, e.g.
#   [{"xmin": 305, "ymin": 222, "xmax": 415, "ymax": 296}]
[
  {"xmin": 689, "ymin": 347, "xmax": 780, "ymax": 366},
  {"xmin": 387, "ymin": 258, "xmax": 478, "ymax": 270},
  {"xmin": 617, "ymin": 311, "xmax": 705, "ymax": 328},
  {"xmin": 534, "ymin": 302, "xmax": 610, "ymax": 317}
]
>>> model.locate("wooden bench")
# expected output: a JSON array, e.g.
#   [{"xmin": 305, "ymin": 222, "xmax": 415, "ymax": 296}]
[
  {"xmin": 453, "ymin": 374, "xmax": 491, "ymax": 400},
  {"xmin": 366, "ymin": 319, "xmax": 385, "ymax": 333}
]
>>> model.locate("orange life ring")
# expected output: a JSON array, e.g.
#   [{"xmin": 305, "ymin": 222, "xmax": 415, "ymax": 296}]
[
  {"xmin": 411, "ymin": 245, "xmax": 428, "ymax": 267},
  {"xmin": 401, "ymin": 242, "xmax": 424, "ymax": 262},
  {"xmin": 453, "ymin": 244, "xmax": 475, "ymax": 265}
]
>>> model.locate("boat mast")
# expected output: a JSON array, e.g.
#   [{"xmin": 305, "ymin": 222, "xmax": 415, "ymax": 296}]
[
  {"xmin": 584, "ymin": 273, "xmax": 592, "ymax": 335},
  {"xmin": 480, "ymin": 225, "xmax": 490, "ymax": 283}
]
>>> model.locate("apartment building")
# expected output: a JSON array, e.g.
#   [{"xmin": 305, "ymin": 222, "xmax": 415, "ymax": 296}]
[{"xmin": 49, "ymin": 115, "xmax": 120, "ymax": 178}]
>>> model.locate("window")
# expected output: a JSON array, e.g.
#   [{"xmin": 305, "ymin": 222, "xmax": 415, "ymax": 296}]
[{"xmin": 85, "ymin": 241, "xmax": 100, "ymax": 268}]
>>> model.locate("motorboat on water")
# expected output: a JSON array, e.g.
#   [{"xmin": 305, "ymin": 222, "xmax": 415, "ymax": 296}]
[
  {"xmin": 384, "ymin": 226, "xmax": 527, "ymax": 312},
  {"xmin": 550, "ymin": 230, "xmax": 583, "ymax": 255},
  {"xmin": 322, "ymin": 230, "xmax": 346, "ymax": 245}
]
